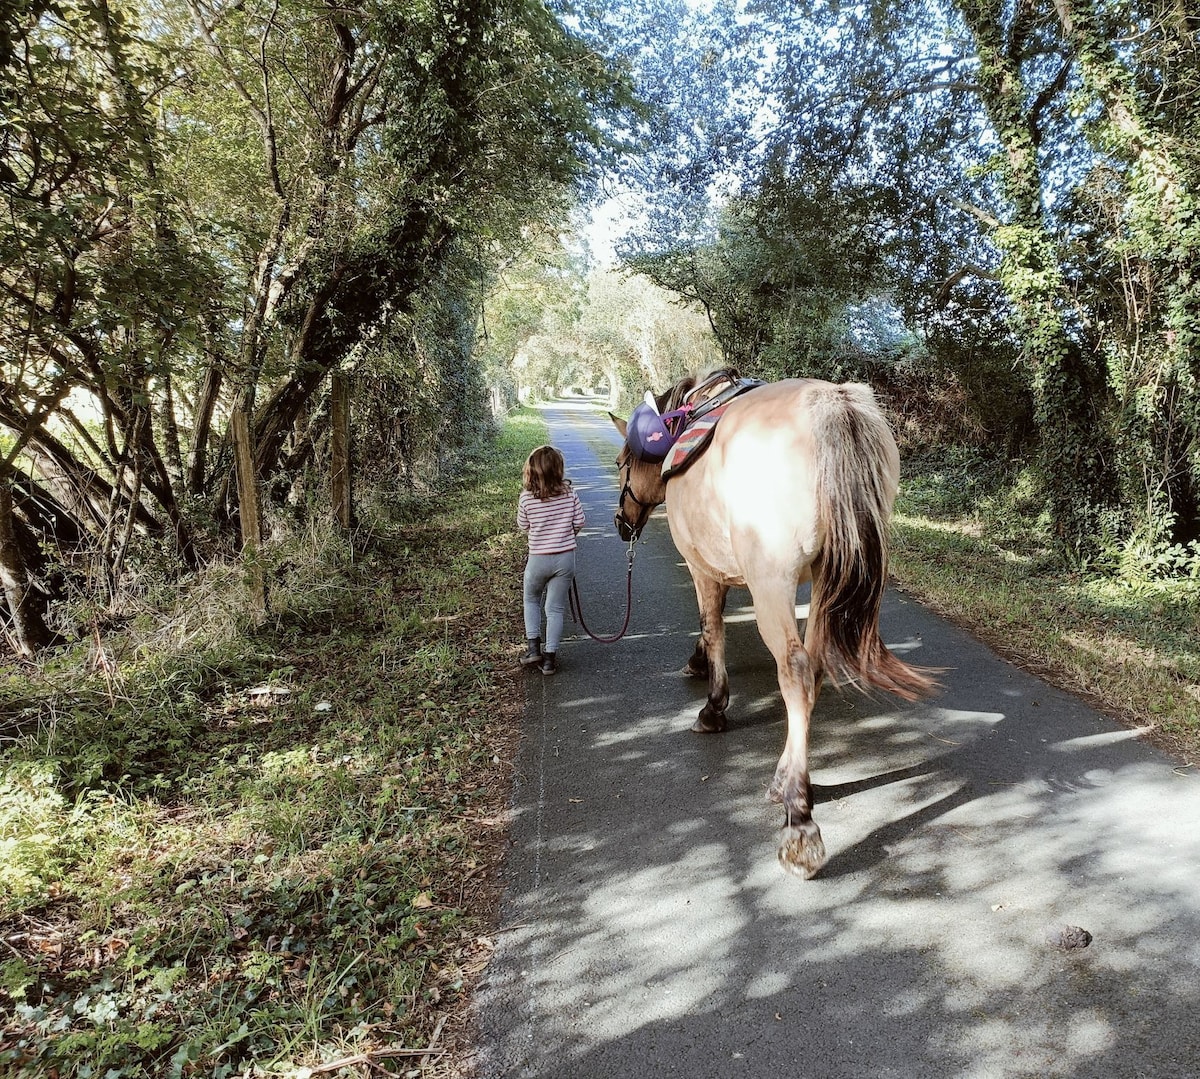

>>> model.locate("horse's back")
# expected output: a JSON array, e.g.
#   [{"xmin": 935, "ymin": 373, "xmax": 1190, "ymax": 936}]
[
  {"xmin": 664, "ymin": 378, "xmax": 899, "ymax": 582},
  {"xmin": 713, "ymin": 377, "xmax": 897, "ymax": 493}
]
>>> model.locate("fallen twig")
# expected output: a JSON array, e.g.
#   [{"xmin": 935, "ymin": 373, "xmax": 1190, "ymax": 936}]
[
  {"xmin": 307, "ymin": 1045, "xmax": 445, "ymax": 1075},
  {"xmin": 422, "ymin": 1015, "xmax": 448, "ymax": 1068}
]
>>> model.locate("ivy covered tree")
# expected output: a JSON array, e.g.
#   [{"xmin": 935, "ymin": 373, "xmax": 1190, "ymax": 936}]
[
  {"xmin": 1050, "ymin": 0, "xmax": 1200, "ymax": 552},
  {"xmin": 955, "ymin": 0, "xmax": 1121, "ymax": 550},
  {"xmin": 602, "ymin": 0, "xmax": 1200, "ymax": 564}
]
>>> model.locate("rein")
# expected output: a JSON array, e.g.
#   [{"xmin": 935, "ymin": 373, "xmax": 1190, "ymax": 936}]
[{"xmin": 569, "ymin": 538, "xmax": 637, "ymax": 643}]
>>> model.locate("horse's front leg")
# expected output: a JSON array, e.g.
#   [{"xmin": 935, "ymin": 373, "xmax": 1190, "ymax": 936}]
[
  {"xmin": 688, "ymin": 573, "xmax": 729, "ymax": 733},
  {"xmin": 754, "ymin": 583, "xmax": 826, "ymax": 878}
]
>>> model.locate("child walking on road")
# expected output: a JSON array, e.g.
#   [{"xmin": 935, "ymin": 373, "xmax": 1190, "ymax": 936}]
[{"xmin": 518, "ymin": 445, "xmax": 585, "ymax": 675}]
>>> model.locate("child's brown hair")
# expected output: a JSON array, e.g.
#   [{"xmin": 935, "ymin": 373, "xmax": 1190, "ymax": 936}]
[{"xmin": 523, "ymin": 445, "xmax": 569, "ymax": 500}]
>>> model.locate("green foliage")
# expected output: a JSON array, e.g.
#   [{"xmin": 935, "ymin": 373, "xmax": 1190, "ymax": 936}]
[
  {"xmin": 1116, "ymin": 534, "xmax": 1200, "ymax": 584},
  {"xmin": 899, "ymin": 440, "xmax": 1200, "ymax": 592},
  {"xmin": 352, "ymin": 242, "xmax": 497, "ymax": 490},
  {"xmin": 0, "ymin": 414, "xmax": 544, "ymax": 1076},
  {"xmin": 901, "ymin": 446, "xmax": 1018, "ymax": 518},
  {"xmin": 0, "ymin": 763, "xmax": 71, "ymax": 905},
  {"xmin": 628, "ymin": 175, "xmax": 893, "ymax": 378},
  {"xmin": 0, "ymin": 0, "xmax": 634, "ymax": 642},
  {"xmin": 479, "ymin": 241, "xmax": 720, "ymax": 409}
]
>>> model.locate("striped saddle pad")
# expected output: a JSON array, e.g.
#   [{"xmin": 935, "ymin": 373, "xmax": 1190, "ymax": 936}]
[{"xmin": 660, "ymin": 405, "xmax": 729, "ymax": 481}]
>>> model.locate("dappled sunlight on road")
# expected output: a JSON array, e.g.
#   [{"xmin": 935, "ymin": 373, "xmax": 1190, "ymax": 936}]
[
  {"xmin": 488, "ymin": 644, "xmax": 1200, "ymax": 1075},
  {"xmin": 477, "ymin": 403, "xmax": 1200, "ymax": 1079},
  {"xmin": 539, "ymin": 850, "xmax": 752, "ymax": 1029},
  {"xmin": 1048, "ymin": 726, "xmax": 1156, "ymax": 750}
]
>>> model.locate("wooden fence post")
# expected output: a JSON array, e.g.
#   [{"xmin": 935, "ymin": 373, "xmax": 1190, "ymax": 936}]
[{"xmin": 331, "ymin": 373, "xmax": 353, "ymax": 530}]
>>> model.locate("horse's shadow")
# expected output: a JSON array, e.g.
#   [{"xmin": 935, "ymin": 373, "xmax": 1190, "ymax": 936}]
[
  {"xmin": 670, "ymin": 641, "xmax": 971, "ymax": 873},
  {"xmin": 813, "ymin": 759, "xmax": 945, "ymax": 802},
  {"xmin": 814, "ymin": 779, "xmax": 976, "ymax": 880},
  {"xmin": 661, "ymin": 593, "xmax": 1131, "ymax": 885}
]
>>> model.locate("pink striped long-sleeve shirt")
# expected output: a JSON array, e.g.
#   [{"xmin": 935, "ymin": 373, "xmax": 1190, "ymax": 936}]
[{"xmin": 518, "ymin": 489, "xmax": 585, "ymax": 555}]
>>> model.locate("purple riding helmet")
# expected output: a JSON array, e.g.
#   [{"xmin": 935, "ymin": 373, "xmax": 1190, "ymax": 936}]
[{"xmin": 626, "ymin": 400, "xmax": 691, "ymax": 462}]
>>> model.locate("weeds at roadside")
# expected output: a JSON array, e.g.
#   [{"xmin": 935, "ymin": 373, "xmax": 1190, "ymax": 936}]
[
  {"xmin": 893, "ymin": 449, "xmax": 1200, "ymax": 754},
  {"xmin": 0, "ymin": 409, "xmax": 548, "ymax": 1077}
]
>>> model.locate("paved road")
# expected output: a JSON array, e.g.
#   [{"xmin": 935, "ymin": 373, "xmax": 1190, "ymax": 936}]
[{"xmin": 474, "ymin": 399, "xmax": 1200, "ymax": 1079}]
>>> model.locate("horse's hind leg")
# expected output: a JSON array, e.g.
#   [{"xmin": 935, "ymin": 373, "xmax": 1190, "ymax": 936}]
[
  {"xmin": 752, "ymin": 581, "xmax": 826, "ymax": 878},
  {"xmin": 688, "ymin": 573, "xmax": 729, "ymax": 733}
]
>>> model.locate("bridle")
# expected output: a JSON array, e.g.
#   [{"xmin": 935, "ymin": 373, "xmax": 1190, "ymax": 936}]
[
  {"xmin": 577, "ymin": 375, "xmax": 747, "ymax": 646},
  {"xmin": 614, "ymin": 457, "xmax": 658, "ymax": 540}
]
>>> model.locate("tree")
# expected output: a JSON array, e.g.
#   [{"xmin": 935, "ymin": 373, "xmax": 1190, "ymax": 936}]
[
  {"xmin": 953, "ymin": 0, "xmax": 1120, "ymax": 549},
  {"xmin": 1050, "ymin": 0, "xmax": 1200, "ymax": 547},
  {"xmin": 0, "ymin": 0, "xmax": 635, "ymax": 646},
  {"xmin": 599, "ymin": 0, "xmax": 1200, "ymax": 561},
  {"xmin": 481, "ymin": 245, "xmax": 720, "ymax": 410}
]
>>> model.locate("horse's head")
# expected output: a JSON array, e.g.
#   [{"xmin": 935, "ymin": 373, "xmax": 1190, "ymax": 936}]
[{"xmin": 609, "ymin": 407, "xmax": 669, "ymax": 542}]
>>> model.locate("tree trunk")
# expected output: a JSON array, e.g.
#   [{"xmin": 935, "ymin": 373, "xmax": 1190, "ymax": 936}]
[
  {"xmin": 231, "ymin": 407, "xmax": 267, "ymax": 620},
  {"xmin": 189, "ymin": 358, "xmax": 224, "ymax": 496},
  {"xmin": 134, "ymin": 410, "xmax": 198, "ymax": 568},
  {"xmin": 252, "ymin": 266, "xmax": 348, "ymax": 476},
  {"xmin": 0, "ymin": 480, "xmax": 55, "ymax": 656},
  {"xmin": 160, "ymin": 368, "xmax": 184, "ymax": 499}
]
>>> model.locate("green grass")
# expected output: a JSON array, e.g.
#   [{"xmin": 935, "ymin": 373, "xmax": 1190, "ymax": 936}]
[
  {"xmin": 891, "ymin": 452, "xmax": 1200, "ymax": 760},
  {"xmin": 8, "ymin": 415, "xmax": 1195, "ymax": 1076},
  {"xmin": 0, "ymin": 408, "xmax": 548, "ymax": 1078}
]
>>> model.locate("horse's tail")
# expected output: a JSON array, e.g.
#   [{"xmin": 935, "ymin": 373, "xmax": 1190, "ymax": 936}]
[{"xmin": 807, "ymin": 383, "xmax": 937, "ymax": 701}]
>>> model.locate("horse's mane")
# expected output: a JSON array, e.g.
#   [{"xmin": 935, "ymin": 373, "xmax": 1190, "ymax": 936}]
[
  {"xmin": 660, "ymin": 367, "xmax": 739, "ymax": 412},
  {"xmin": 661, "ymin": 376, "xmax": 696, "ymax": 412}
]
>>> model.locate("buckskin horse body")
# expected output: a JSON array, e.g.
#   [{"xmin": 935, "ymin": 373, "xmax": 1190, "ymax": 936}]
[{"xmin": 611, "ymin": 373, "xmax": 935, "ymax": 878}]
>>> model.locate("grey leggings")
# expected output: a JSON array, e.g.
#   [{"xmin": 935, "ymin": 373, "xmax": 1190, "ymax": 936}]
[{"xmin": 523, "ymin": 551, "xmax": 576, "ymax": 652}]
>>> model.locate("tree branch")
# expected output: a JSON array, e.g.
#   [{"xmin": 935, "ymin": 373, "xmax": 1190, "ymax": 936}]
[
  {"xmin": 937, "ymin": 264, "xmax": 1001, "ymax": 307},
  {"xmin": 943, "ymin": 193, "xmax": 1003, "ymax": 229}
]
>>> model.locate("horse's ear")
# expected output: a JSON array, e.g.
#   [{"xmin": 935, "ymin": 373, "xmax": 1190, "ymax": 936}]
[{"xmin": 608, "ymin": 412, "xmax": 627, "ymax": 438}]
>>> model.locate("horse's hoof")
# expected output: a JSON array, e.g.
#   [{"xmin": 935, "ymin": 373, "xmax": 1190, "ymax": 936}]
[
  {"xmin": 778, "ymin": 821, "xmax": 826, "ymax": 879},
  {"xmin": 690, "ymin": 704, "xmax": 727, "ymax": 733}
]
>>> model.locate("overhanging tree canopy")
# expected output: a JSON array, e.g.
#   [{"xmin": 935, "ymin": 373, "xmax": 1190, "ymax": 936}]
[
  {"xmin": 0, "ymin": 0, "xmax": 635, "ymax": 652},
  {"xmin": 599, "ymin": 0, "xmax": 1200, "ymax": 562}
]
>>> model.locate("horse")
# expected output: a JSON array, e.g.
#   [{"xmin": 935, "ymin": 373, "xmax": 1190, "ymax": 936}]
[{"xmin": 610, "ymin": 371, "xmax": 936, "ymax": 878}]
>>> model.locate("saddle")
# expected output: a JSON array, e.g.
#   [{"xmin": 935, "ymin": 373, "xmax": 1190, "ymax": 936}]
[{"xmin": 660, "ymin": 372, "xmax": 764, "ymax": 481}]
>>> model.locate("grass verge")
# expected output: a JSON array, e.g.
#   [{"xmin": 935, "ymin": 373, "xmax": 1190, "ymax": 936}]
[
  {"xmin": 0, "ymin": 409, "xmax": 548, "ymax": 1078},
  {"xmin": 890, "ymin": 453, "xmax": 1200, "ymax": 763}
]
